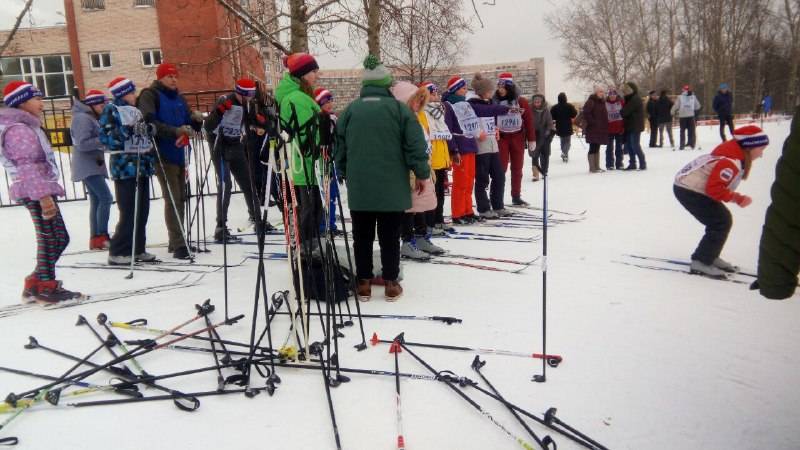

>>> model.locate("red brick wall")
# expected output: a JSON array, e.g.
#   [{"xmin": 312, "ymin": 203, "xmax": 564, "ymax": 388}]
[{"xmin": 155, "ymin": 0, "xmax": 265, "ymax": 92}]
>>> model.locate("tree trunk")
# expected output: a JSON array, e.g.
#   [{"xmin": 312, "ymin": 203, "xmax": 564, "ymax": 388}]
[
  {"xmin": 366, "ymin": 0, "xmax": 382, "ymax": 58},
  {"xmin": 290, "ymin": 0, "xmax": 309, "ymax": 53}
]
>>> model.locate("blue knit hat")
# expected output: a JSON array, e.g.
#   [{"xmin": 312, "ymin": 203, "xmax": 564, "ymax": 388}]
[
  {"xmin": 719, "ymin": 83, "xmax": 730, "ymax": 90},
  {"xmin": 3, "ymin": 81, "xmax": 43, "ymax": 108}
]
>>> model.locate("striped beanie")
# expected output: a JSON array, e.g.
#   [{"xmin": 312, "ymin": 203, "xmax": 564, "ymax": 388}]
[
  {"xmin": 283, "ymin": 53, "xmax": 319, "ymax": 79},
  {"xmin": 314, "ymin": 88, "xmax": 333, "ymax": 106},
  {"xmin": 362, "ymin": 54, "xmax": 393, "ymax": 88},
  {"xmin": 83, "ymin": 89, "xmax": 107, "ymax": 106},
  {"xmin": 447, "ymin": 76, "xmax": 466, "ymax": 94},
  {"xmin": 733, "ymin": 125, "xmax": 769, "ymax": 149},
  {"xmin": 497, "ymin": 72, "xmax": 514, "ymax": 86},
  {"xmin": 108, "ymin": 77, "xmax": 136, "ymax": 99},
  {"xmin": 3, "ymin": 81, "xmax": 43, "ymax": 108},
  {"xmin": 419, "ymin": 81, "xmax": 438, "ymax": 93},
  {"xmin": 235, "ymin": 78, "xmax": 256, "ymax": 97}
]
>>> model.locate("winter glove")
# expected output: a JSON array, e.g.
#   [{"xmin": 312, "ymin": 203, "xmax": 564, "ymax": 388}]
[
  {"xmin": 191, "ymin": 110, "xmax": 204, "ymax": 123},
  {"xmin": 733, "ymin": 193, "xmax": 752, "ymax": 208},
  {"xmin": 178, "ymin": 125, "xmax": 194, "ymax": 138},
  {"xmin": 216, "ymin": 99, "xmax": 233, "ymax": 115},
  {"xmin": 175, "ymin": 133, "xmax": 190, "ymax": 148},
  {"xmin": 256, "ymin": 113, "xmax": 267, "ymax": 125},
  {"xmin": 39, "ymin": 196, "xmax": 57, "ymax": 220}
]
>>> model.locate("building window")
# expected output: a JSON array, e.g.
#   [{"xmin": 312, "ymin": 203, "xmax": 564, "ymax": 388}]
[
  {"xmin": 81, "ymin": 0, "xmax": 105, "ymax": 10},
  {"xmin": 140, "ymin": 49, "xmax": 162, "ymax": 67},
  {"xmin": 0, "ymin": 55, "xmax": 74, "ymax": 98},
  {"xmin": 133, "ymin": 0, "xmax": 155, "ymax": 6},
  {"xmin": 89, "ymin": 52, "xmax": 112, "ymax": 71}
]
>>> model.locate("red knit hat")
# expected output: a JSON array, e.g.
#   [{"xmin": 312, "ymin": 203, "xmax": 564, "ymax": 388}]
[
  {"xmin": 498, "ymin": 72, "xmax": 514, "ymax": 86},
  {"xmin": 156, "ymin": 63, "xmax": 179, "ymax": 80},
  {"xmin": 733, "ymin": 125, "xmax": 769, "ymax": 149},
  {"xmin": 418, "ymin": 81, "xmax": 438, "ymax": 93},
  {"xmin": 108, "ymin": 76, "xmax": 136, "ymax": 98},
  {"xmin": 313, "ymin": 87, "xmax": 333, "ymax": 106},
  {"xmin": 235, "ymin": 78, "xmax": 256, "ymax": 97},
  {"xmin": 83, "ymin": 89, "xmax": 107, "ymax": 106},
  {"xmin": 447, "ymin": 76, "xmax": 466, "ymax": 94},
  {"xmin": 282, "ymin": 53, "xmax": 319, "ymax": 78},
  {"xmin": 3, "ymin": 81, "xmax": 42, "ymax": 107}
]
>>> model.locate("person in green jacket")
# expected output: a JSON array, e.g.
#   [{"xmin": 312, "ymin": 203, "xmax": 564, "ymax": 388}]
[
  {"xmin": 335, "ymin": 55, "xmax": 431, "ymax": 302},
  {"xmin": 275, "ymin": 52, "xmax": 322, "ymax": 252},
  {"xmin": 752, "ymin": 107, "xmax": 800, "ymax": 300}
]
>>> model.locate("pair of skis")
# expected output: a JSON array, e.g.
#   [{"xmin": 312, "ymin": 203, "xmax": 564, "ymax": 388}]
[{"xmin": 616, "ymin": 254, "xmax": 753, "ymax": 285}]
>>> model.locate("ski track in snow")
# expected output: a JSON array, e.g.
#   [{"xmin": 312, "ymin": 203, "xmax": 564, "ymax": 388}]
[{"xmin": 0, "ymin": 121, "xmax": 798, "ymax": 449}]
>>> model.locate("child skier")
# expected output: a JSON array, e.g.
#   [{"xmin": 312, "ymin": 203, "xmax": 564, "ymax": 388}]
[
  {"xmin": 314, "ymin": 87, "xmax": 340, "ymax": 236},
  {"xmin": 469, "ymin": 74, "xmax": 508, "ymax": 218},
  {"xmin": 1, "ymin": 81, "xmax": 83, "ymax": 303},
  {"xmin": 100, "ymin": 77, "xmax": 158, "ymax": 265},
  {"xmin": 70, "ymin": 89, "xmax": 113, "ymax": 250},
  {"xmin": 420, "ymin": 82, "xmax": 453, "ymax": 235},
  {"xmin": 673, "ymin": 125, "xmax": 769, "ymax": 278}
]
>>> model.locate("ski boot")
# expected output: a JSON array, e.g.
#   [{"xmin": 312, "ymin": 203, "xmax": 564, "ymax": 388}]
[
  {"xmin": 415, "ymin": 235, "xmax": 445, "ymax": 255},
  {"xmin": 690, "ymin": 260, "xmax": 727, "ymax": 279},
  {"xmin": 713, "ymin": 257, "xmax": 739, "ymax": 273},
  {"xmin": 401, "ymin": 239, "xmax": 431, "ymax": 260}
]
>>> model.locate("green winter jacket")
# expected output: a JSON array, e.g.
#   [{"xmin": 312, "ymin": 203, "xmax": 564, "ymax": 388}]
[
  {"xmin": 335, "ymin": 85, "xmax": 430, "ymax": 211},
  {"xmin": 754, "ymin": 106, "xmax": 800, "ymax": 299},
  {"xmin": 275, "ymin": 72, "xmax": 320, "ymax": 186},
  {"xmin": 621, "ymin": 82, "xmax": 645, "ymax": 133}
]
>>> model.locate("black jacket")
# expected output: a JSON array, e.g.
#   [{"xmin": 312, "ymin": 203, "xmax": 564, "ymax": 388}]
[
  {"xmin": 621, "ymin": 82, "xmax": 644, "ymax": 133},
  {"xmin": 655, "ymin": 95, "xmax": 673, "ymax": 124},
  {"xmin": 754, "ymin": 106, "xmax": 800, "ymax": 299},
  {"xmin": 646, "ymin": 98, "xmax": 658, "ymax": 121},
  {"xmin": 550, "ymin": 93, "xmax": 577, "ymax": 137}
]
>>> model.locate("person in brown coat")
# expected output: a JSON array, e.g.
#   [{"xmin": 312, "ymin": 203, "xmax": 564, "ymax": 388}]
[{"xmin": 582, "ymin": 86, "xmax": 609, "ymax": 173}]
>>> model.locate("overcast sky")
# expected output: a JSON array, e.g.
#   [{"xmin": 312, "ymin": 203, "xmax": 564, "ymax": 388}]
[{"xmin": 1, "ymin": 0, "xmax": 586, "ymax": 100}]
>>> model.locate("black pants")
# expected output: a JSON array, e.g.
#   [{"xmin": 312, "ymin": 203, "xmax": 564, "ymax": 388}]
[
  {"xmin": 475, "ymin": 153, "xmax": 505, "ymax": 213},
  {"xmin": 212, "ymin": 141, "xmax": 257, "ymax": 227},
  {"xmin": 679, "ymin": 117, "xmax": 696, "ymax": 149},
  {"xmin": 294, "ymin": 185, "xmax": 322, "ymax": 249},
  {"xmin": 588, "ymin": 143, "xmax": 601, "ymax": 154},
  {"xmin": 648, "ymin": 118, "xmax": 658, "ymax": 147},
  {"xmin": 673, "ymin": 185, "xmax": 732, "ymax": 265},
  {"xmin": 350, "ymin": 210, "xmax": 403, "ymax": 281},
  {"xmin": 433, "ymin": 168, "xmax": 447, "ymax": 225},
  {"xmin": 606, "ymin": 133, "xmax": 625, "ymax": 169},
  {"xmin": 402, "ymin": 211, "xmax": 434, "ymax": 241},
  {"xmin": 110, "ymin": 177, "xmax": 150, "ymax": 257},
  {"xmin": 719, "ymin": 115, "xmax": 734, "ymax": 141}
]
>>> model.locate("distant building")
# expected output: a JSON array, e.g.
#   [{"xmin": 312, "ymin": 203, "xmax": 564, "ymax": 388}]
[
  {"xmin": 1, "ymin": 0, "xmax": 281, "ymax": 100},
  {"xmin": 318, "ymin": 58, "xmax": 546, "ymax": 108}
]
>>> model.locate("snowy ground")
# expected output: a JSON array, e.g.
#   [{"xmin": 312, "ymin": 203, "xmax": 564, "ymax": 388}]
[{"xmin": 0, "ymin": 120, "xmax": 798, "ymax": 449}]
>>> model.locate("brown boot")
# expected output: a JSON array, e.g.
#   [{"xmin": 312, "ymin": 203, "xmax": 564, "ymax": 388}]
[
  {"xmin": 357, "ymin": 279, "xmax": 372, "ymax": 302},
  {"xmin": 384, "ymin": 280, "xmax": 403, "ymax": 302}
]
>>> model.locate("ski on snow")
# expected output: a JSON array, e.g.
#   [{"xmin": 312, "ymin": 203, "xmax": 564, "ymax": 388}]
[{"xmin": 613, "ymin": 259, "xmax": 750, "ymax": 285}]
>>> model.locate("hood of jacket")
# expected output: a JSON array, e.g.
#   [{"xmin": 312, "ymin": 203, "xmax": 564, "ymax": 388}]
[
  {"xmin": 711, "ymin": 139, "xmax": 746, "ymax": 162},
  {"xmin": 557, "ymin": 93, "xmax": 567, "ymax": 104},
  {"xmin": 532, "ymin": 94, "xmax": 548, "ymax": 110},
  {"xmin": 624, "ymin": 82, "xmax": 640, "ymax": 98},
  {"xmin": 71, "ymin": 97, "xmax": 96, "ymax": 118},
  {"xmin": 275, "ymin": 72, "xmax": 301, "ymax": 105},
  {"xmin": 0, "ymin": 107, "xmax": 41, "ymax": 129}
]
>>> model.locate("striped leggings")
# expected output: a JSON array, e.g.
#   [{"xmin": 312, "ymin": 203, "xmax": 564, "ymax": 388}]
[{"xmin": 23, "ymin": 199, "xmax": 69, "ymax": 281}]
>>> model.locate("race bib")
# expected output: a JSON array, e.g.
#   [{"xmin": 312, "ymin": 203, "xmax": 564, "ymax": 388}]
[
  {"xmin": 497, "ymin": 113, "xmax": 522, "ymax": 133},
  {"xmin": 450, "ymin": 101, "xmax": 481, "ymax": 138},
  {"xmin": 218, "ymin": 105, "xmax": 244, "ymax": 139},
  {"xmin": 117, "ymin": 105, "xmax": 153, "ymax": 154}
]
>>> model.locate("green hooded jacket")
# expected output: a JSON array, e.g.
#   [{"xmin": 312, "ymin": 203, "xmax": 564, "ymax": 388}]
[
  {"xmin": 335, "ymin": 85, "xmax": 430, "ymax": 211},
  {"xmin": 755, "ymin": 106, "xmax": 800, "ymax": 299},
  {"xmin": 275, "ymin": 72, "xmax": 320, "ymax": 186}
]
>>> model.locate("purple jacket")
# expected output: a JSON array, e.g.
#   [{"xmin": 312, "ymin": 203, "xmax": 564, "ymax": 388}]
[
  {"xmin": 444, "ymin": 101, "xmax": 509, "ymax": 155},
  {"xmin": 0, "ymin": 108, "xmax": 64, "ymax": 201}
]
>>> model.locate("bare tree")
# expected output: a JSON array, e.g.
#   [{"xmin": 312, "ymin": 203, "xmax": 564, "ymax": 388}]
[
  {"xmin": 0, "ymin": 0, "xmax": 35, "ymax": 57},
  {"xmin": 546, "ymin": 0, "xmax": 639, "ymax": 88},
  {"xmin": 780, "ymin": 0, "xmax": 800, "ymax": 107},
  {"xmin": 631, "ymin": 0, "xmax": 669, "ymax": 89},
  {"xmin": 379, "ymin": 0, "xmax": 470, "ymax": 82}
]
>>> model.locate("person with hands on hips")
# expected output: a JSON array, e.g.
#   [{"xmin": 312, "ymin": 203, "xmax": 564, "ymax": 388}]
[{"xmin": 673, "ymin": 125, "xmax": 769, "ymax": 279}]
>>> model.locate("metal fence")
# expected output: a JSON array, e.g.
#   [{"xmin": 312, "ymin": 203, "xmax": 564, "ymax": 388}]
[{"xmin": 0, "ymin": 90, "xmax": 236, "ymax": 208}]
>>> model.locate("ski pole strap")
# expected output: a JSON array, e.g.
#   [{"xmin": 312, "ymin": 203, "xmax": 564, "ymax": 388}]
[
  {"xmin": 0, "ymin": 437, "xmax": 18, "ymax": 446},
  {"xmin": 169, "ymin": 390, "xmax": 201, "ymax": 412}
]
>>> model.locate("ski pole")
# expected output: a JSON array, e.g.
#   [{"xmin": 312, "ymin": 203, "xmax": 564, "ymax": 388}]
[
  {"xmin": 472, "ymin": 357, "xmax": 553, "ymax": 449},
  {"xmin": 96, "ymin": 313, "xmax": 150, "ymax": 377},
  {"xmin": 533, "ymin": 160, "xmax": 549, "ymax": 384},
  {"xmin": 66, "ymin": 385, "xmax": 272, "ymax": 408},
  {"xmin": 125, "ymin": 151, "xmax": 142, "ymax": 280},
  {"xmin": 390, "ymin": 340, "xmax": 406, "ymax": 450},
  {"xmin": 0, "ymin": 366, "xmax": 139, "ymax": 397},
  {"xmin": 370, "ymin": 333, "xmax": 562, "ymax": 367},
  {"xmin": 75, "ymin": 315, "xmax": 137, "ymax": 378},
  {"xmin": 394, "ymin": 334, "xmax": 537, "ymax": 450},
  {"xmin": 272, "ymin": 311, "xmax": 462, "ymax": 325},
  {"xmin": 311, "ymin": 342, "xmax": 342, "ymax": 450}
]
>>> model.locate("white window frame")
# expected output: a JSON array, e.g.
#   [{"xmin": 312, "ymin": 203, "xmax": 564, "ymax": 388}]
[
  {"xmin": 140, "ymin": 49, "xmax": 162, "ymax": 68},
  {"xmin": 89, "ymin": 52, "xmax": 112, "ymax": 71},
  {"xmin": 2, "ymin": 55, "xmax": 74, "ymax": 98}
]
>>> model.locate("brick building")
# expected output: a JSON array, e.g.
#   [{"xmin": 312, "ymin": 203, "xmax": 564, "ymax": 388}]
[
  {"xmin": 1, "ymin": 0, "xmax": 281, "ymax": 99},
  {"xmin": 318, "ymin": 58, "xmax": 546, "ymax": 109}
]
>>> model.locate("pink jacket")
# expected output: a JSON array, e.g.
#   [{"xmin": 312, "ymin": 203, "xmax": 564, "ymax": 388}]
[{"xmin": 0, "ymin": 108, "xmax": 64, "ymax": 201}]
